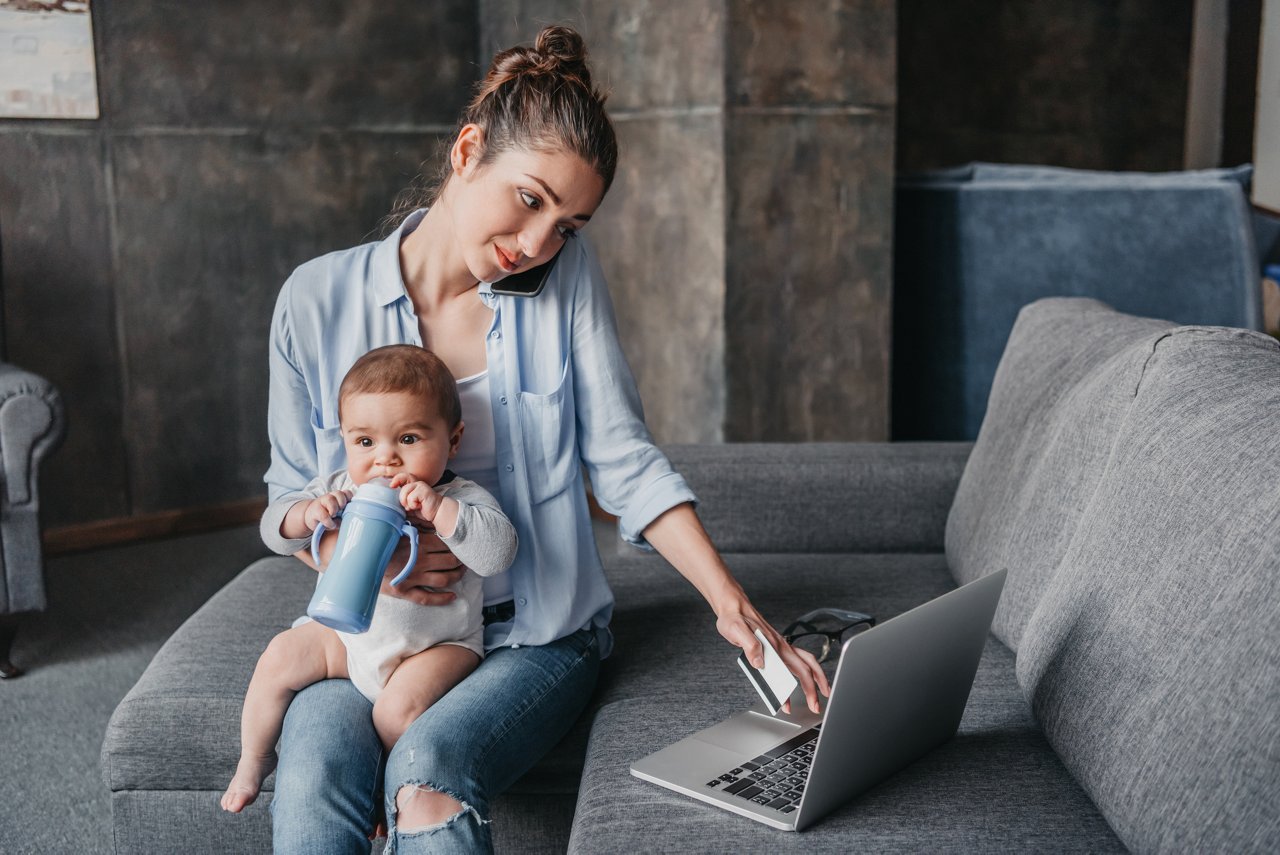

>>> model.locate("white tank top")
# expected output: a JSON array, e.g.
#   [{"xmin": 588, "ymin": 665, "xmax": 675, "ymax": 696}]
[{"xmin": 454, "ymin": 370, "xmax": 512, "ymax": 605}]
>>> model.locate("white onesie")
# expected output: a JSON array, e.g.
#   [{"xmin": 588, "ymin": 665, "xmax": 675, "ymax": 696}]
[{"xmin": 265, "ymin": 469, "xmax": 518, "ymax": 702}]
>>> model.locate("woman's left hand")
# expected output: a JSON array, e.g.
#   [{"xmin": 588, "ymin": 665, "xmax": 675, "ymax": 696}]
[
  {"xmin": 640, "ymin": 503, "xmax": 832, "ymax": 715},
  {"xmin": 716, "ymin": 604, "xmax": 830, "ymax": 715}
]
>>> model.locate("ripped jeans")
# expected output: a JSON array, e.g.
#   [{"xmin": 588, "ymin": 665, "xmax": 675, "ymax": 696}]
[{"xmin": 270, "ymin": 628, "xmax": 600, "ymax": 854}]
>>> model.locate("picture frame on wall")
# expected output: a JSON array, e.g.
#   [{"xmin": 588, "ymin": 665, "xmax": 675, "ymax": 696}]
[{"xmin": 0, "ymin": 0, "xmax": 99, "ymax": 120}]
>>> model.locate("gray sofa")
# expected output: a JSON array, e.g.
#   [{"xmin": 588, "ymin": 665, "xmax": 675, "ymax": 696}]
[{"xmin": 102, "ymin": 297, "xmax": 1279, "ymax": 852}]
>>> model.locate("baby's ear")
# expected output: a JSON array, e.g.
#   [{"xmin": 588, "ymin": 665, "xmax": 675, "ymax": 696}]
[{"xmin": 448, "ymin": 421, "xmax": 465, "ymax": 458}]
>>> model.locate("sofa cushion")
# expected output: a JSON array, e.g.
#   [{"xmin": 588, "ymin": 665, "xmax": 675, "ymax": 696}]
[
  {"xmin": 572, "ymin": 548, "xmax": 1122, "ymax": 852},
  {"xmin": 1016, "ymin": 326, "xmax": 1280, "ymax": 852},
  {"xmin": 100, "ymin": 556, "xmax": 594, "ymax": 795},
  {"xmin": 101, "ymin": 557, "xmax": 300, "ymax": 793},
  {"xmin": 601, "ymin": 551, "xmax": 966, "ymax": 707},
  {"xmin": 946, "ymin": 297, "xmax": 1174, "ymax": 650}
]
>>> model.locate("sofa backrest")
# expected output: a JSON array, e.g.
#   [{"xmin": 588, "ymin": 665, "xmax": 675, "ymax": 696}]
[
  {"xmin": 946, "ymin": 297, "xmax": 1174, "ymax": 650},
  {"xmin": 665, "ymin": 442, "xmax": 969, "ymax": 554},
  {"xmin": 949, "ymin": 296, "xmax": 1280, "ymax": 851},
  {"xmin": 1014, "ymin": 324, "xmax": 1280, "ymax": 853}
]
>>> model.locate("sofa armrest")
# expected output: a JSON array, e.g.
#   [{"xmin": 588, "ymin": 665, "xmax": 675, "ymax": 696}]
[
  {"xmin": 0, "ymin": 362, "xmax": 65, "ymax": 510},
  {"xmin": 661, "ymin": 442, "xmax": 970, "ymax": 553},
  {"xmin": 0, "ymin": 362, "xmax": 65, "ymax": 613}
]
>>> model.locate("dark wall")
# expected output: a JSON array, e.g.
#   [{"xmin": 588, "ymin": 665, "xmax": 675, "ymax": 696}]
[
  {"xmin": 897, "ymin": 0, "xmax": 1196, "ymax": 172},
  {"xmin": 722, "ymin": 0, "xmax": 896, "ymax": 442},
  {"xmin": 0, "ymin": 1, "xmax": 476, "ymax": 527},
  {"xmin": 482, "ymin": 1, "xmax": 898, "ymax": 445},
  {"xmin": 1, "ymin": 1, "xmax": 1211, "ymax": 530},
  {"xmin": 481, "ymin": 0, "xmax": 732, "ymax": 445}
]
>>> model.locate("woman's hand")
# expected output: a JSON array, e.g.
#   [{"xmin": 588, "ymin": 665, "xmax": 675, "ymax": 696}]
[
  {"xmin": 716, "ymin": 602, "xmax": 830, "ymax": 715},
  {"xmin": 380, "ymin": 529, "xmax": 466, "ymax": 605},
  {"xmin": 641, "ymin": 503, "xmax": 830, "ymax": 714}
]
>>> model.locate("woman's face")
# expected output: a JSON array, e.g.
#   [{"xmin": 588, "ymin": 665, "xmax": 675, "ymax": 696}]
[{"xmin": 447, "ymin": 133, "xmax": 606, "ymax": 284}]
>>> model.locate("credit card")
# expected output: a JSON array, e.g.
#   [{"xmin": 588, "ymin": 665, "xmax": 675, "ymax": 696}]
[{"xmin": 737, "ymin": 628, "xmax": 799, "ymax": 715}]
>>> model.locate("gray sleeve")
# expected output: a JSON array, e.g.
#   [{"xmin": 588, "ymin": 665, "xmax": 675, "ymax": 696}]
[
  {"xmin": 437, "ymin": 478, "xmax": 519, "ymax": 577},
  {"xmin": 259, "ymin": 470, "xmax": 353, "ymax": 556}
]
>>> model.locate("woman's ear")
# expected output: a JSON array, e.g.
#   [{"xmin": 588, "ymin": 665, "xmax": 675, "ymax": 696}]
[{"xmin": 450, "ymin": 125, "xmax": 485, "ymax": 178}]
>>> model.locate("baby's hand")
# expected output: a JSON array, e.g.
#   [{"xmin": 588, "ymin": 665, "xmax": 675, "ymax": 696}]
[
  {"xmin": 390, "ymin": 473, "xmax": 443, "ymax": 523},
  {"xmin": 303, "ymin": 490, "xmax": 351, "ymax": 531}
]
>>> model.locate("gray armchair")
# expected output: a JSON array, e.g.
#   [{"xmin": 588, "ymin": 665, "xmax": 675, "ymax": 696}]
[{"xmin": 0, "ymin": 234, "xmax": 66, "ymax": 678}]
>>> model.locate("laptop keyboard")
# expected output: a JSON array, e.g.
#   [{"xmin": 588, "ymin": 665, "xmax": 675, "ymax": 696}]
[{"xmin": 704, "ymin": 726, "xmax": 820, "ymax": 814}]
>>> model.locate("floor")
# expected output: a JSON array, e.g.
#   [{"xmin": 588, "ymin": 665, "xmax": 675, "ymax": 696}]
[{"xmin": 0, "ymin": 525, "xmax": 268, "ymax": 855}]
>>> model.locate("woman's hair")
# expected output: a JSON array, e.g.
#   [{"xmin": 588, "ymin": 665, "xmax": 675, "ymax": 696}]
[
  {"xmin": 338, "ymin": 345, "xmax": 462, "ymax": 429},
  {"xmin": 382, "ymin": 25, "xmax": 617, "ymax": 233}
]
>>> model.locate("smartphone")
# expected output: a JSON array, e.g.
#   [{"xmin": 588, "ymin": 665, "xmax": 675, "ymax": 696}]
[{"xmin": 490, "ymin": 245, "xmax": 564, "ymax": 297}]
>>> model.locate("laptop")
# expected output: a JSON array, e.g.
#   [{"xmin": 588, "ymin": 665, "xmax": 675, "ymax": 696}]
[{"xmin": 630, "ymin": 568, "xmax": 1008, "ymax": 831}]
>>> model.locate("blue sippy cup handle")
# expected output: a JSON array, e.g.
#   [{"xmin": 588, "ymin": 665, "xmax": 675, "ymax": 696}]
[
  {"xmin": 310, "ymin": 507, "xmax": 344, "ymax": 568},
  {"xmin": 390, "ymin": 524, "xmax": 419, "ymax": 587}
]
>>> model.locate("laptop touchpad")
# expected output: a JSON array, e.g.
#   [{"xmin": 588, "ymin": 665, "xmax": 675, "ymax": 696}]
[{"xmin": 695, "ymin": 711, "xmax": 802, "ymax": 756}]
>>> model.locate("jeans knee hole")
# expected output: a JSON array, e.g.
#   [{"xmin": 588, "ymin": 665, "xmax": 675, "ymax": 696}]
[{"xmin": 392, "ymin": 783, "xmax": 486, "ymax": 835}]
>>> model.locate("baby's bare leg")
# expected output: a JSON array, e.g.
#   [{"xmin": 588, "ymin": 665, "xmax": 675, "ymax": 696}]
[
  {"xmin": 221, "ymin": 621, "xmax": 349, "ymax": 813},
  {"xmin": 372, "ymin": 644, "xmax": 480, "ymax": 750}
]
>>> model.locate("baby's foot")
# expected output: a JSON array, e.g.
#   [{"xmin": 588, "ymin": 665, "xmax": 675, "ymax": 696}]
[{"xmin": 220, "ymin": 751, "xmax": 277, "ymax": 813}]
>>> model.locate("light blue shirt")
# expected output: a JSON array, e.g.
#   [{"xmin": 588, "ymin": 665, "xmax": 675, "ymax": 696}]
[{"xmin": 264, "ymin": 209, "xmax": 697, "ymax": 656}]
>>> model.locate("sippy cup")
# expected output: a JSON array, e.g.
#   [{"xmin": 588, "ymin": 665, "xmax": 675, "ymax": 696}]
[{"xmin": 306, "ymin": 477, "xmax": 419, "ymax": 634}]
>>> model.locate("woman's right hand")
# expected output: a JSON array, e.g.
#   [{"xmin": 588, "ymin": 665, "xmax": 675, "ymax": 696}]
[{"xmin": 379, "ymin": 530, "xmax": 465, "ymax": 605}]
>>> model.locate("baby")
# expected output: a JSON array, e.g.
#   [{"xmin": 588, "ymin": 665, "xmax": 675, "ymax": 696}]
[{"xmin": 221, "ymin": 344, "xmax": 517, "ymax": 813}]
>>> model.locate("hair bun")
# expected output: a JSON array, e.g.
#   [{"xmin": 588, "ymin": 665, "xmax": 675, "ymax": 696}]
[
  {"xmin": 485, "ymin": 25, "xmax": 593, "ymax": 90},
  {"xmin": 532, "ymin": 25, "xmax": 590, "ymax": 78}
]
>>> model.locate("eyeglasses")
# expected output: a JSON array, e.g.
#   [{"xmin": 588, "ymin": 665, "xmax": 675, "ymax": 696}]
[{"xmin": 782, "ymin": 608, "xmax": 876, "ymax": 664}]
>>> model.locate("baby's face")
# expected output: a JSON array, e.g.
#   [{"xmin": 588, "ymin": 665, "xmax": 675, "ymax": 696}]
[{"xmin": 340, "ymin": 390, "xmax": 461, "ymax": 487}]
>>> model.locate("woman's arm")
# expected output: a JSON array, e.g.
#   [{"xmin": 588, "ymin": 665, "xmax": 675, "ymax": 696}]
[
  {"xmin": 567, "ymin": 237, "xmax": 696, "ymax": 545},
  {"xmin": 642, "ymin": 503, "xmax": 831, "ymax": 714},
  {"xmin": 561, "ymin": 238, "xmax": 824, "ymax": 705}
]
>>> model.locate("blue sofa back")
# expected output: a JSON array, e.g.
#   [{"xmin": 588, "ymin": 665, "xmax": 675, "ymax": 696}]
[{"xmin": 893, "ymin": 163, "xmax": 1262, "ymax": 440}]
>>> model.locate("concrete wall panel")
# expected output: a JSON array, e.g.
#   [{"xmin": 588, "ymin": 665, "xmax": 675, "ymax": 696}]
[
  {"xmin": 111, "ymin": 131, "xmax": 446, "ymax": 512},
  {"xmin": 0, "ymin": 130, "xmax": 127, "ymax": 526},
  {"xmin": 725, "ymin": 111, "xmax": 894, "ymax": 441},
  {"xmin": 100, "ymin": 0, "xmax": 475, "ymax": 128}
]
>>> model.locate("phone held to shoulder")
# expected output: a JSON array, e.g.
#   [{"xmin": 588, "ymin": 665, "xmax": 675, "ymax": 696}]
[{"xmin": 490, "ymin": 245, "xmax": 565, "ymax": 298}]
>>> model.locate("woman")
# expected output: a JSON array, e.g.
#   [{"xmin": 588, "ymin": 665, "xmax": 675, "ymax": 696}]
[{"xmin": 264, "ymin": 25, "xmax": 828, "ymax": 853}]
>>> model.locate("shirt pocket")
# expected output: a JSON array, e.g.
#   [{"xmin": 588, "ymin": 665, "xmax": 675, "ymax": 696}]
[
  {"xmin": 310, "ymin": 409, "xmax": 346, "ymax": 476},
  {"xmin": 516, "ymin": 363, "xmax": 577, "ymax": 504}
]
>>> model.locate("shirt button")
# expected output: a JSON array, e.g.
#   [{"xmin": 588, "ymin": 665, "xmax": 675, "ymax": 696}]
[
  {"xmin": 517, "ymin": 597, "xmax": 527, "ymax": 606},
  {"xmin": 490, "ymin": 330, "xmax": 501, "ymax": 339},
  {"xmin": 499, "ymin": 395, "xmax": 508, "ymax": 405},
  {"xmin": 505, "ymin": 464, "xmax": 514, "ymax": 472},
  {"xmin": 512, "ymin": 643, "xmax": 521, "ymax": 649}
]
